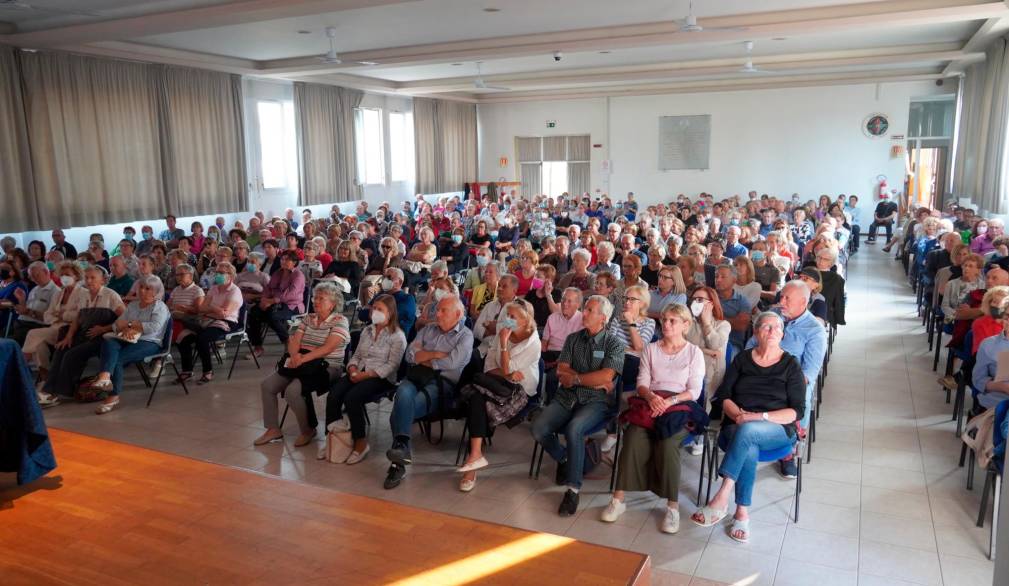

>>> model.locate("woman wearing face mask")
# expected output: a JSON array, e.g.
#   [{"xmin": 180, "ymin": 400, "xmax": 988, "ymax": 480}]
[
  {"xmin": 235, "ymin": 251, "xmax": 271, "ymax": 303},
  {"xmin": 456, "ymin": 299, "xmax": 540, "ymax": 491},
  {"xmin": 136, "ymin": 225, "xmax": 156, "ymax": 256},
  {"xmin": 176, "ymin": 262, "xmax": 243, "ymax": 385},
  {"xmin": 206, "ymin": 226, "xmax": 222, "ymax": 245},
  {"xmin": 970, "ymin": 218, "xmax": 996, "ymax": 255},
  {"xmin": 416, "ymin": 277, "xmax": 457, "ymax": 329},
  {"xmin": 441, "ymin": 227, "xmax": 468, "ymax": 273},
  {"xmin": 23, "ymin": 263, "xmax": 86, "ymax": 402},
  {"xmin": 524, "ymin": 264, "xmax": 560, "ymax": 330},
  {"xmin": 463, "ymin": 248, "xmax": 494, "ymax": 293},
  {"xmin": 684, "ymin": 285, "xmax": 730, "ymax": 411}
]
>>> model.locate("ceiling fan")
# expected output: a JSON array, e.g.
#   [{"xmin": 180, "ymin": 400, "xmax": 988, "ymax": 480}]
[
  {"xmin": 473, "ymin": 62, "xmax": 510, "ymax": 91},
  {"xmin": 317, "ymin": 26, "xmax": 378, "ymax": 66},
  {"xmin": 0, "ymin": 0, "xmax": 101, "ymax": 17},
  {"xmin": 676, "ymin": 1, "xmax": 747, "ymax": 34}
]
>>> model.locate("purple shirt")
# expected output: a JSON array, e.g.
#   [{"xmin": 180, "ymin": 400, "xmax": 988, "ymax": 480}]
[
  {"xmin": 971, "ymin": 234, "xmax": 995, "ymax": 255},
  {"xmin": 266, "ymin": 268, "xmax": 306, "ymax": 313}
]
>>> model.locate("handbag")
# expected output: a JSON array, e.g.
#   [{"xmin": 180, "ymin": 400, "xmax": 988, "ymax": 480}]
[
  {"xmin": 472, "ymin": 371, "xmax": 522, "ymax": 398},
  {"xmin": 405, "ymin": 364, "xmax": 439, "ymax": 387},
  {"xmin": 277, "ymin": 350, "xmax": 330, "ymax": 391},
  {"xmin": 325, "ymin": 428, "xmax": 355, "ymax": 464}
]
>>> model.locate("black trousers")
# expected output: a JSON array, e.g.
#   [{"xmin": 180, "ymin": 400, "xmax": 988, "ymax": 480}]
[
  {"xmin": 867, "ymin": 220, "xmax": 893, "ymax": 242},
  {"xmin": 46, "ymin": 337, "xmax": 103, "ymax": 396},
  {"xmin": 177, "ymin": 326, "xmax": 229, "ymax": 373},
  {"xmin": 248, "ymin": 305, "xmax": 294, "ymax": 347},
  {"xmin": 466, "ymin": 393, "xmax": 493, "ymax": 438},
  {"xmin": 325, "ymin": 374, "xmax": 396, "ymax": 439}
]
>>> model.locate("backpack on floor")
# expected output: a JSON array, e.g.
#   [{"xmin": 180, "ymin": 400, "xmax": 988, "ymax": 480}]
[
  {"xmin": 583, "ymin": 437, "xmax": 602, "ymax": 476},
  {"xmin": 74, "ymin": 377, "xmax": 108, "ymax": 403}
]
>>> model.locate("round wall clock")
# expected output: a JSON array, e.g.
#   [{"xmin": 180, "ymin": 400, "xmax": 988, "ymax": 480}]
[{"xmin": 863, "ymin": 113, "xmax": 890, "ymax": 138}]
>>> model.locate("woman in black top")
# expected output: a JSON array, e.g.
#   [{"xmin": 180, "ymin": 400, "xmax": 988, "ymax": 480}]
[
  {"xmin": 323, "ymin": 242, "xmax": 364, "ymax": 297},
  {"xmin": 691, "ymin": 311, "xmax": 805, "ymax": 544}
]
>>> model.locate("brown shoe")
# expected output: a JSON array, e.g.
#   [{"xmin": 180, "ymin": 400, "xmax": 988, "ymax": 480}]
[
  {"xmin": 294, "ymin": 430, "xmax": 317, "ymax": 447},
  {"xmin": 253, "ymin": 429, "xmax": 283, "ymax": 446},
  {"xmin": 938, "ymin": 375, "xmax": 956, "ymax": 390}
]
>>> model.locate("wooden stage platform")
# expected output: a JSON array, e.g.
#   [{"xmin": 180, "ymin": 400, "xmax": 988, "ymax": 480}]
[{"xmin": 1, "ymin": 429, "xmax": 650, "ymax": 585}]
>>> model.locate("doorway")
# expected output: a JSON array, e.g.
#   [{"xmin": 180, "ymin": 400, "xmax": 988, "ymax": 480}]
[{"xmin": 906, "ymin": 141, "xmax": 948, "ymax": 211}]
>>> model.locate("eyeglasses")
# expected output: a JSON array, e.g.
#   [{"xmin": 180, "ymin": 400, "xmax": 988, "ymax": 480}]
[
  {"xmin": 623, "ymin": 296, "xmax": 642, "ymax": 303},
  {"xmin": 757, "ymin": 324, "xmax": 783, "ymax": 332},
  {"xmin": 381, "ymin": 245, "xmax": 392, "ymax": 250},
  {"xmin": 659, "ymin": 274, "xmax": 674, "ymax": 280}
]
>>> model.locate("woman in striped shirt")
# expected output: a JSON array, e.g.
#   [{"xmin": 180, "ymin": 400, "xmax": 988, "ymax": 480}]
[{"xmin": 256, "ymin": 281, "xmax": 350, "ymax": 448}]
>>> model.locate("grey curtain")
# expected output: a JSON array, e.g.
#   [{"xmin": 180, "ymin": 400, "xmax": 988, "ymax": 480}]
[
  {"xmin": 0, "ymin": 46, "xmax": 41, "ymax": 231},
  {"xmin": 568, "ymin": 135, "xmax": 591, "ymax": 162},
  {"xmin": 414, "ymin": 97, "xmax": 478, "ymax": 194},
  {"xmin": 543, "ymin": 136, "xmax": 567, "ymax": 161},
  {"xmin": 953, "ymin": 39, "xmax": 1009, "ymax": 214},
  {"xmin": 520, "ymin": 162, "xmax": 542, "ymax": 197},
  {"xmin": 20, "ymin": 51, "xmax": 167, "ymax": 227},
  {"xmin": 157, "ymin": 66, "xmax": 246, "ymax": 215},
  {"xmin": 568, "ymin": 162, "xmax": 590, "ymax": 196},
  {"xmin": 294, "ymin": 81, "xmax": 363, "ymax": 205},
  {"xmin": 516, "ymin": 136, "xmax": 542, "ymax": 162}
]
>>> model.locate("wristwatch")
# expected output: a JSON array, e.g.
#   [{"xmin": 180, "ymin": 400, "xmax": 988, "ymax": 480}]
[{"xmin": 761, "ymin": 412, "xmax": 769, "ymax": 421}]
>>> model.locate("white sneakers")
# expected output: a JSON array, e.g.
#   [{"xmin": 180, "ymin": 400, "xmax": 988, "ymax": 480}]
[
  {"xmin": 600, "ymin": 434, "xmax": 618, "ymax": 453},
  {"xmin": 688, "ymin": 437, "xmax": 704, "ymax": 456},
  {"xmin": 661, "ymin": 507, "xmax": 680, "ymax": 534},
  {"xmin": 600, "ymin": 498, "xmax": 626, "ymax": 522}
]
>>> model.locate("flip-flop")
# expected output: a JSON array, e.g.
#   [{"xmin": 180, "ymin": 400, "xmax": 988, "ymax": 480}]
[
  {"xmin": 729, "ymin": 518, "xmax": 750, "ymax": 543},
  {"xmin": 691, "ymin": 505, "xmax": 728, "ymax": 527}
]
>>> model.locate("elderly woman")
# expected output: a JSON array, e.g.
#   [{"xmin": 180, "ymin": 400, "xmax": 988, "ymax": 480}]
[
  {"xmin": 513, "ymin": 249, "xmax": 541, "ymax": 296},
  {"xmin": 691, "ymin": 312, "xmax": 806, "ymax": 543},
  {"xmin": 525, "ymin": 264, "xmax": 560, "ymax": 329},
  {"xmin": 0, "ymin": 259, "xmax": 28, "ymax": 327},
  {"xmin": 36, "ymin": 265, "xmax": 126, "ymax": 404},
  {"xmin": 403, "ymin": 226, "xmax": 438, "ymax": 289},
  {"xmin": 416, "ymin": 276, "xmax": 458, "ymax": 329},
  {"xmin": 641, "ymin": 244, "xmax": 667, "ymax": 287},
  {"xmin": 608, "ymin": 283, "xmax": 656, "ymax": 394},
  {"xmin": 92, "ymin": 276, "xmax": 171, "ymax": 414},
  {"xmin": 366, "ymin": 236, "xmax": 403, "ymax": 276},
  {"xmin": 456, "ymin": 299, "xmax": 541, "ymax": 491},
  {"xmin": 167, "ymin": 263, "xmax": 204, "ymax": 340},
  {"xmin": 323, "ymin": 294, "xmax": 407, "ymax": 464},
  {"xmin": 941, "ymin": 252, "xmax": 986, "ymax": 324},
  {"xmin": 23, "ymin": 262, "xmax": 83, "ymax": 382},
  {"xmin": 592, "ymin": 241, "xmax": 621, "ymax": 280},
  {"xmin": 469, "ymin": 260, "xmax": 501, "ymax": 319},
  {"xmin": 256, "ymin": 281, "xmax": 350, "ymax": 447},
  {"xmin": 972, "ymin": 286, "xmax": 1009, "ymax": 354},
  {"xmin": 323, "ymin": 241, "xmax": 364, "ymax": 297},
  {"xmin": 558, "ymin": 248, "xmax": 595, "ymax": 292},
  {"xmin": 647, "ymin": 265, "xmax": 687, "ymax": 320},
  {"xmin": 236, "ymin": 251, "xmax": 271, "ymax": 301},
  {"xmin": 601, "ymin": 303, "xmax": 705, "ymax": 533},
  {"xmin": 592, "ymin": 270, "xmax": 620, "ymax": 308},
  {"xmin": 176, "ymin": 262, "xmax": 243, "ymax": 384}
]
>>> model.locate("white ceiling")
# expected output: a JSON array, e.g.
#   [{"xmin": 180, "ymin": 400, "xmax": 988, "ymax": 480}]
[{"xmin": 0, "ymin": 0, "xmax": 1003, "ymax": 101}]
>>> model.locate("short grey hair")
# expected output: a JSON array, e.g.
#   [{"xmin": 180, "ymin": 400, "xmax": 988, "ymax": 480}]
[
  {"xmin": 755, "ymin": 311, "xmax": 785, "ymax": 330},
  {"xmin": 136, "ymin": 274, "xmax": 164, "ymax": 298},
  {"xmin": 572, "ymin": 248, "xmax": 592, "ymax": 263},
  {"xmin": 174, "ymin": 263, "xmax": 195, "ymax": 276},
  {"xmin": 28, "ymin": 261, "xmax": 48, "ymax": 275},
  {"xmin": 438, "ymin": 293, "xmax": 466, "ymax": 320},
  {"xmin": 312, "ymin": 280, "xmax": 345, "ymax": 312},
  {"xmin": 499, "ymin": 274, "xmax": 519, "ymax": 289},
  {"xmin": 781, "ymin": 279, "xmax": 811, "ymax": 300},
  {"xmin": 563, "ymin": 287, "xmax": 584, "ymax": 303},
  {"xmin": 586, "ymin": 294, "xmax": 614, "ymax": 321},
  {"xmin": 385, "ymin": 266, "xmax": 405, "ymax": 283},
  {"xmin": 431, "ymin": 260, "xmax": 448, "ymax": 274},
  {"xmin": 1, "ymin": 236, "xmax": 16, "ymax": 249}
]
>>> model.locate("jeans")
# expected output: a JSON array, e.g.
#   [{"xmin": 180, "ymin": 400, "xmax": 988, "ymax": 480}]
[
  {"xmin": 248, "ymin": 304, "xmax": 294, "ymax": 347},
  {"xmin": 717, "ymin": 422, "xmax": 795, "ymax": 507},
  {"xmin": 177, "ymin": 326, "xmax": 229, "ymax": 373},
  {"xmin": 867, "ymin": 220, "xmax": 893, "ymax": 242},
  {"xmin": 389, "ymin": 378, "xmax": 444, "ymax": 442},
  {"xmin": 850, "ymin": 225, "xmax": 861, "ymax": 250},
  {"xmin": 98, "ymin": 338, "xmax": 162, "ymax": 396},
  {"xmin": 530, "ymin": 399, "xmax": 609, "ymax": 489},
  {"xmin": 325, "ymin": 374, "xmax": 396, "ymax": 439}
]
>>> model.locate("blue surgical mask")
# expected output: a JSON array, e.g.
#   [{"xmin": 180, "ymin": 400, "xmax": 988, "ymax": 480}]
[
  {"xmin": 213, "ymin": 273, "xmax": 226, "ymax": 285},
  {"xmin": 498, "ymin": 317, "xmax": 518, "ymax": 330},
  {"xmin": 245, "ymin": 263, "xmax": 257, "ymax": 272},
  {"xmin": 142, "ymin": 232, "xmax": 152, "ymax": 240},
  {"xmin": 490, "ymin": 231, "xmax": 499, "ymax": 239},
  {"xmin": 730, "ymin": 219, "xmax": 739, "ymax": 226},
  {"xmin": 751, "ymin": 251, "xmax": 765, "ymax": 262},
  {"xmin": 123, "ymin": 232, "xmax": 135, "ymax": 240},
  {"xmin": 476, "ymin": 256, "xmax": 489, "ymax": 267},
  {"xmin": 452, "ymin": 234, "xmax": 463, "ymax": 244}
]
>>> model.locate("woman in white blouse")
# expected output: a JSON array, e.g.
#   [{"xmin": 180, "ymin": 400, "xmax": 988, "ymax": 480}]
[{"xmin": 456, "ymin": 299, "xmax": 541, "ymax": 492}]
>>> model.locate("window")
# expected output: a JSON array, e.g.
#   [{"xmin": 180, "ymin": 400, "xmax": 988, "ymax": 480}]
[
  {"xmin": 256, "ymin": 100, "xmax": 297, "ymax": 190},
  {"xmin": 355, "ymin": 107, "xmax": 385, "ymax": 185},
  {"xmin": 389, "ymin": 111, "xmax": 414, "ymax": 182},
  {"xmin": 542, "ymin": 161, "xmax": 568, "ymax": 197}
]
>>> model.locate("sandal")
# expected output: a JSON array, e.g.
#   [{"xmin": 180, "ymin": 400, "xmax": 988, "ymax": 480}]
[
  {"xmin": 174, "ymin": 372, "xmax": 193, "ymax": 384},
  {"xmin": 729, "ymin": 518, "xmax": 750, "ymax": 543},
  {"xmin": 90, "ymin": 379, "xmax": 113, "ymax": 391},
  {"xmin": 196, "ymin": 372, "xmax": 214, "ymax": 385},
  {"xmin": 95, "ymin": 397, "xmax": 120, "ymax": 415},
  {"xmin": 691, "ymin": 505, "xmax": 728, "ymax": 527}
]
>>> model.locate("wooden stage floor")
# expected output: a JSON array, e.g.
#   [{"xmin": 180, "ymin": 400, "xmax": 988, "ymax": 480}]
[{"xmin": 1, "ymin": 429, "xmax": 649, "ymax": 585}]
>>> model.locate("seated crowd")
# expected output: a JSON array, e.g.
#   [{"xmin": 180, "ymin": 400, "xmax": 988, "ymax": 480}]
[{"xmin": 1, "ymin": 190, "xmax": 854, "ymax": 543}]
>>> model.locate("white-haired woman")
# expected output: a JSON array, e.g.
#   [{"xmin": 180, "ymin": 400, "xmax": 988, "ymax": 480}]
[
  {"xmin": 457, "ymin": 299, "xmax": 541, "ymax": 491},
  {"xmin": 92, "ymin": 275, "xmax": 171, "ymax": 414},
  {"xmin": 256, "ymin": 281, "xmax": 350, "ymax": 448},
  {"xmin": 592, "ymin": 241, "xmax": 621, "ymax": 280},
  {"xmin": 557, "ymin": 248, "xmax": 595, "ymax": 292},
  {"xmin": 176, "ymin": 262, "xmax": 243, "ymax": 385}
]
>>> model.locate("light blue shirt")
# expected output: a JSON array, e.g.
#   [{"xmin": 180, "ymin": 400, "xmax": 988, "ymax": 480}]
[
  {"xmin": 118, "ymin": 300, "xmax": 171, "ymax": 345},
  {"xmin": 406, "ymin": 319, "xmax": 474, "ymax": 384},
  {"xmin": 845, "ymin": 204, "xmax": 862, "ymax": 227},
  {"xmin": 649, "ymin": 290, "xmax": 687, "ymax": 316},
  {"xmin": 720, "ymin": 290, "xmax": 752, "ymax": 350},
  {"xmin": 973, "ymin": 333, "xmax": 1009, "ymax": 409}
]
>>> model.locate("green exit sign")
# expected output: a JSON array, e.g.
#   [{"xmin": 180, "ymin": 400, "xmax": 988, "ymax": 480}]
[{"xmin": 546, "ymin": 120, "xmax": 556, "ymax": 128}]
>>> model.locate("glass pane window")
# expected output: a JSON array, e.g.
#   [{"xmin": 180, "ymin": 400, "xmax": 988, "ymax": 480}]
[
  {"xmin": 257, "ymin": 100, "xmax": 296, "ymax": 190},
  {"xmin": 389, "ymin": 111, "xmax": 414, "ymax": 182},
  {"xmin": 542, "ymin": 161, "xmax": 568, "ymax": 197},
  {"xmin": 355, "ymin": 107, "xmax": 385, "ymax": 185}
]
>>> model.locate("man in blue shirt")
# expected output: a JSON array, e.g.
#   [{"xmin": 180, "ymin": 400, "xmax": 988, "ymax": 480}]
[
  {"xmin": 746, "ymin": 280, "xmax": 827, "ymax": 477},
  {"xmin": 715, "ymin": 266, "xmax": 752, "ymax": 353},
  {"xmin": 844, "ymin": 195, "xmax": 862, "ymax": 252},
  {"xmin": 723, "ymin": 226, "xmax": 748, "ymax": 260}
]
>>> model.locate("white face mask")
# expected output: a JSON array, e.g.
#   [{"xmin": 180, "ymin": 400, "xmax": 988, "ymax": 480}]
[
  {"xmin": 371, "ymin": 309, "xmax": 387, "ymax": 325},
  {"xmin": 381, "ymin": 278, "xmax": 394, "ymax": 291},
  {"xmin": 690, "ymin": 300, "xmax": 704, "ymax": 317},
  {"xmin": 60, "ymin": 275, "xmax": 75, "ymax": 287},
  {"xmin": 433, "ymin": 288, "xmax": 448, "ymax": 301}
]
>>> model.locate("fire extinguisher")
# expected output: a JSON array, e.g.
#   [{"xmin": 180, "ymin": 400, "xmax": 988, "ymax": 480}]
[{"xmin": 877, "ymin": 175, "xmax": 888, "ymax": 198}]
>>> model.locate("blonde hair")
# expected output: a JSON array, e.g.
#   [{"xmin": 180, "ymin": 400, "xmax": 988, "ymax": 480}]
[
  {"xmin": 659, "ymin": 265, "xmax": 687, "ymax": 295},
  {"xmin": 660, "ymin": 302, "xmax": 692, "ymax": 325},
  {"xmin": 625, "ymin": 284, "xmax": 651, "ymax": 319},
  {"xmin": 504, "ymin": 299, "xmax": 535, "ymax": 334},
  {"xmin": 981, "ymin": 286, "xmax": 1009, "ymax": 314}
]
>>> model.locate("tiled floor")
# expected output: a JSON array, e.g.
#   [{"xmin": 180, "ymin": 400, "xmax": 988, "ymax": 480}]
[{"xmin": 40, "ymin": 246, "xmax": 997, "ymax": 585}]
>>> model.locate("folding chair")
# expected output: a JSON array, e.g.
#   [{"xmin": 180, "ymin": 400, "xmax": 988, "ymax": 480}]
[
  {"xmin": 217, "ymin": 304, "xmax": 260, "ymax": 379},
  {"xmin": 140, "ymin": 318, "xmax": 190, "ymax": 407}
]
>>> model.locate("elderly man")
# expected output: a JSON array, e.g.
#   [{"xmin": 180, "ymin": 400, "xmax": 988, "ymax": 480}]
[
  {"xmin": 723, "ymin": 226, "xmax": 748, "ymax": 259},
  {"xmin": 50, "ymin": 229, "xmax": 78, "ymax": 260},
  {"xmin": 246, "ymin": 251, "xmax": 306, "ymax": 359},
  {"xmin": 107, "ymin": 256, "xmax": 135, "ymax": 297},
  {"xmin": 867, "ymin": 193, "xmax": 899, "ymax": 244},
  {"xmin": 9, "ymin": 262, "xmax": 60, "ymax": 346},
  {"xmin": 531, "ymin": 295, "xmax": 625, "ymax": 516},
  {"xmin": 746, "ymin": 280, "xmax": 827, "ymax": 478},
  {"xmin": 384, "ymin": 295, "xmax": 473, "ymax": 489},
  {"xmin": 715, "ymin": 265, "xmax": 753, "ymax": 353}
]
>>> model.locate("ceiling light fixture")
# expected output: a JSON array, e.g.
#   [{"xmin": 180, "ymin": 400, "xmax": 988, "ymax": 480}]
[
  {"xmin": 297, "ymin": 30, "xmax": 312, "ymax": 35},
  {"xmin": 483, "ymin": 7, "xmax": 501, "ymax": 12},
  {"xmin": 599, "ymin": 51, "xmax": 611, "ymax": 54}
]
